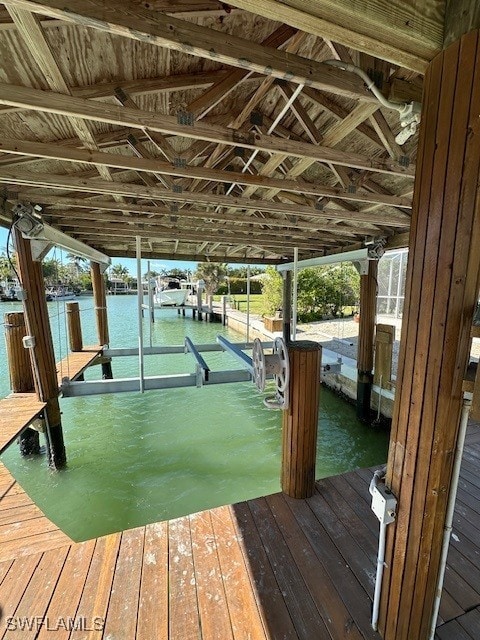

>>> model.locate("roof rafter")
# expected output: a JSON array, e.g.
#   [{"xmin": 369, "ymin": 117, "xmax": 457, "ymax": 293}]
[{"xmin": 2, "ymin": 0, "xmax": 376, "ymax": 101}]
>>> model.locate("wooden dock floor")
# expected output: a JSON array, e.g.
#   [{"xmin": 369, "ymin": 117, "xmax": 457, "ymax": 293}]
[
  {"xmin": 56, "ymin": 345, "xmax": 102, "ymax": 386},
  {"xmin": 0, "ymin": 422, "xmax": 479, "ymax": 638},
  {"xmin": 0, "ymin": 394, "xmax": 46, "ymax": 454},
  {"xmin": 0, "ymin": 346, "xmax": 102, "ymax": 454}
]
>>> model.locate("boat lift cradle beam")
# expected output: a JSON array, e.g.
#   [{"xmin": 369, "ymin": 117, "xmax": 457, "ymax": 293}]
[{"xmin": 60, "ymin": 338, "xmax": 271, "ymax": 397}]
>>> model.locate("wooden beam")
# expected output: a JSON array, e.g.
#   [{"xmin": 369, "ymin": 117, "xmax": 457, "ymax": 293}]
[
  {"xmin": 0, "ymin": 168, "xmax": 411, "ymax": 226},
  {"xmin": 225, "ymin": 0, "xmax": 444, "ymax": 72},
  {"xmin": 0, "ymin": 136, "xmax": 412, "ymax": 208},
  {"xmin": 0, "ymin": 71, "xmax": 230, "ymax": 116},
  {"xmin": 42, "ymin": 202, "xmax": 360, "ymax": 242},
  {"xmin": 187, "ymin": 24, "xmax": 296, "ymax": 118},
  {"xmin": 6, "ymin": 6, "xmax": 123, "ymax": 204},
  {"xmin": 0, "ymin": 83, "xmax": 414, "ymax": 178},
  {"xmin": 2, "ymin": 0, "xmax": 375, "ymax": 101},
  {"xmin": 444, "ymin": 0, "xmax": 480, "ymax": 47},
  {"xmin": 65, "ymin": 222, "xmax": 328, "ymax": 250},
  {"xmin": 51, "ymin": 212, "xmax": 344, "ymax": 244},
  {"xmin": 43, "ymin": 202, "xmax": 363, "ymax": 238}
]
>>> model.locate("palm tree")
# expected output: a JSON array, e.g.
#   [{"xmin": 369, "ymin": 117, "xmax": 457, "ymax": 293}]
[
  {"xmin": 66, "ymin": 253, "xmax": 87, "ymax": 276},
  {"xmin": 111, "ymin": 264, "xmax": 130, "ymax": 281},
  {"xmin": 194, "ymin": 262, "xmax": 228, "ymax": 296}
]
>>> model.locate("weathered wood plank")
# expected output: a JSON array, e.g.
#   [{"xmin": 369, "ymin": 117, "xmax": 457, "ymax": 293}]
[
  {"xmin": 231, "ymin": 501, "xmax": 299, "ymax": 639},
  {"xmin": 168, "ymin": 516, "xmax": 201, "ymax": 639},
  {"xmin": 137, "ymin": 522, "xmax": 169, "ymax": 640},
  {"xmin": 70, "ymin": 533, "xmax": 122, "ymax": 640},
  {"xmin": 102, "ymin": 528, "xmax": 144, "ymax": 640},
  {"xmin": 0, "ymin": 394, "xmax": 46, "ymax": 453},
  {"xmin": 190, "ymin": 510, "xmax": 234, "ymax": 640},
  {"xmin": 36, "ymin": 540, "xmax": 96, "ymax": 640},
  {"xmin": 3, "ymin": 546, "xmax": 70, "ymax": 640}
]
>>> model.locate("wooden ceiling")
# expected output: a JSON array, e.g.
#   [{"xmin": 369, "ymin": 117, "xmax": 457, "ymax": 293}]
[{"xmin": 0, "ymin": 0, "xmax": 445, "ymax": 264}]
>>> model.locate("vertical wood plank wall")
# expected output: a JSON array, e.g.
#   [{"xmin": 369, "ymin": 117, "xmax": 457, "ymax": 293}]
[{"xmin": 379, "ymin": 30, "xmax": 480, "ymax": 640}]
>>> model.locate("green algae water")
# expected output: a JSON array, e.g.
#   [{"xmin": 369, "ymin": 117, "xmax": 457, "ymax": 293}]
[{"xmin": 0, "ymin": 296, "xmax": 389, "ymax": 541}]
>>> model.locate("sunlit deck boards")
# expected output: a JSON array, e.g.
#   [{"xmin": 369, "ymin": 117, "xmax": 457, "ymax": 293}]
[
  {"xmin": 0, "ymin": 463, "xmax": 71, "ymax": 562},
  {"xmin": 0, "ymin": 394, "xmax": 45, "ymax": 454},
  {"xmin": 56, "ymin": 345, "xmax": 102, "ymax": 386},
  {"xmin": 0, "ymin": 422, "xmax": 479, "ymax": 638}
]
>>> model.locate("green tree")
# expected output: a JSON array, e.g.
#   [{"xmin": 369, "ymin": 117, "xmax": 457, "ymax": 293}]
[
  {"xmin": 297, "ymin": 264, "xmax": 360, "ymax": 321},
  {"xmin": 194, "ymin": 262, "xmax": 228, "ymax": 296},
  {"xmin": 111, "ymin": 264, "xmax": 130, "ymax": 282},
  {"xmin": 0, "ymin": 253, "xmax": 16, "ymax": 283},
  {"xmin": 260, "ymin": 266, "xmax": 283, "ymax": 316}
]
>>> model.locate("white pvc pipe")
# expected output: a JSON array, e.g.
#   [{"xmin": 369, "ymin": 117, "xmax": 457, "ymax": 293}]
[
  {"xmin": 368, "ymin": 465, "xmax": 388, "ymax": 631},
  {"xmin": 372, "ymin": 522, "xmax": 387, "ymax": 630},
  {"xmin": 136, "ymin": 236, "xmax": 145, "ymax": 393},
  {"xmin": 147, "ymin": 260, "xmax": 153, "ymax": 348},
  {"xmin": 246, "ymin": 265, "xmax": 251, "ymax": 343},
  {"xmin": 292, "ymin": 247, "xmax": 298, "ymax": 340},
  {"xmin": 428, "ymin": 396, "xmax": 472, "ymax": 639}
]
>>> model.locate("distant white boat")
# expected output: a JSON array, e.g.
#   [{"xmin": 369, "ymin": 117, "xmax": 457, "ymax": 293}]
[
  {"xmin": 46, "ymin": 286, "xmax": 77, "ymax": 301},
  {"xmin": 153, "ymin": 276, "xmax": 188, "ymax": 307}
]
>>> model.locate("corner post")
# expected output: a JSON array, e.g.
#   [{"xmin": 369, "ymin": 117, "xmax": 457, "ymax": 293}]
[
  {"xmin": 91, "ymin": 261, "xmax": 112, "ymax": 379},
  {"xmin": 13, "ymin": 229, "xmax": 66, "ymax": 469},
  {"xmin": 356, "ymin": 260, "xmax": 377, "ymax": 421},
  {"xmin": 281, "ymin": 341, "xmax": 322, "ymax": 498},
  {"xmin": 379, "ymin": 30, "xmax": 480, "ymax": 639}
]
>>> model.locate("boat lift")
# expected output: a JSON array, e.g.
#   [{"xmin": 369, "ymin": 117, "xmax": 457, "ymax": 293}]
[
  {"xmin": 60, "ymin": 337, "xmax": 263, "ymax": 398},
  {"xmin": 60, "ymin": 336, "xmax": 289, "ymax": 410}
]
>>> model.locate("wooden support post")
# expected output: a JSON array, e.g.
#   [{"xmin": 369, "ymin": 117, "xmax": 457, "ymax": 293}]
[
  {"xmin": 66, "ymin": 302, "xmax": 83, "ymax": 352},
  {"xmin": 356, "ymin": 260, "xmax": 377, "ymax": 421},
  {"xmin": 282, "ymin": 271, "xmax": 292, "ymax": 344},
  {"xmin": 281, "ymin": 341, "xmax": 322, "ymax": 499},
  {"xmin": 221, "ymin": 295, "xmax": 227, "ymax": 325},
  {"xmin": 4, "ymin": 311, "xmax": 40, "ymax": 455},
  {"xmin": 4, "ymin": 312, "xmax": 34, "ymax": 393},
  {"xmin": 91, "ymin": 261, "xmax": 112, "ymax": 379},
  {"xmin": 379, "ymin": 30, "xmax": 480, "ymax": 640},
  {"xmin": 197, "ymin": 288, "xmax": 203, "ymax": 321},
  {"xmin": 13, "ymin": 230, "xmax": 66, "ymax": 469}
]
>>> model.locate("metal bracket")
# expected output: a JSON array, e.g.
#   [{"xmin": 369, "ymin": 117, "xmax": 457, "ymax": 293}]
[
  {"xmin": 177, "ymin": 111, "xmax": 195, "ymax": 126},
  {"xmin": 174, "ymin": 157, "xmax": 187, "ymax": 168},
  {"xmin": 30, "ymin": 239, "xmax": 52, "ymax": 262}
]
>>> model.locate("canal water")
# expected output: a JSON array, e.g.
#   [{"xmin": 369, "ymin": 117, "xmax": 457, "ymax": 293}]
[{"xmin": 0, "ymin": 296, "xmax": 389, "ymax": 541}]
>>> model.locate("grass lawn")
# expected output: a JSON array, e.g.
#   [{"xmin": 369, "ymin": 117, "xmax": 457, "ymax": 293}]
[{"xmin": 213, "ymin": 293, "xmax": 266, "ymax": 315}]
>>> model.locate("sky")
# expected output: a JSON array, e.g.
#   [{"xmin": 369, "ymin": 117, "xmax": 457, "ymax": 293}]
[{"xmin": 0, "ymin": 226, "xmax": 262, "ymax": 275}]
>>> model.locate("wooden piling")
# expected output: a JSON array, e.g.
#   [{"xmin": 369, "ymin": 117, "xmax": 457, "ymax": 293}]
[
  {"xmin": 196, "ymin": 288, "xmax": 203, "ymax": 321},
  {"xmin": 4, "ymin": 312, "xmax": 34, "ymax": 393},
  {"xmin": 91, "ymin": 261, "xmax": 112, "ymax": 379},
  {"xmin": 281, "ymin": 341, "xmax": 322, "ymax": 499},
  {"xmin": 356, "ymin": 260, "xmax": 377, "ymax": 421},
  {"xmin": 66, "ymin": 302, "xmax": 83, "ymax": 352},
  {"xmin": 4, "ymin": 311, "xmax": 40, "ymax": 455},
  {"xmin": 13, "ymin": 230, "xmax": 66, "ymax": 469}
]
